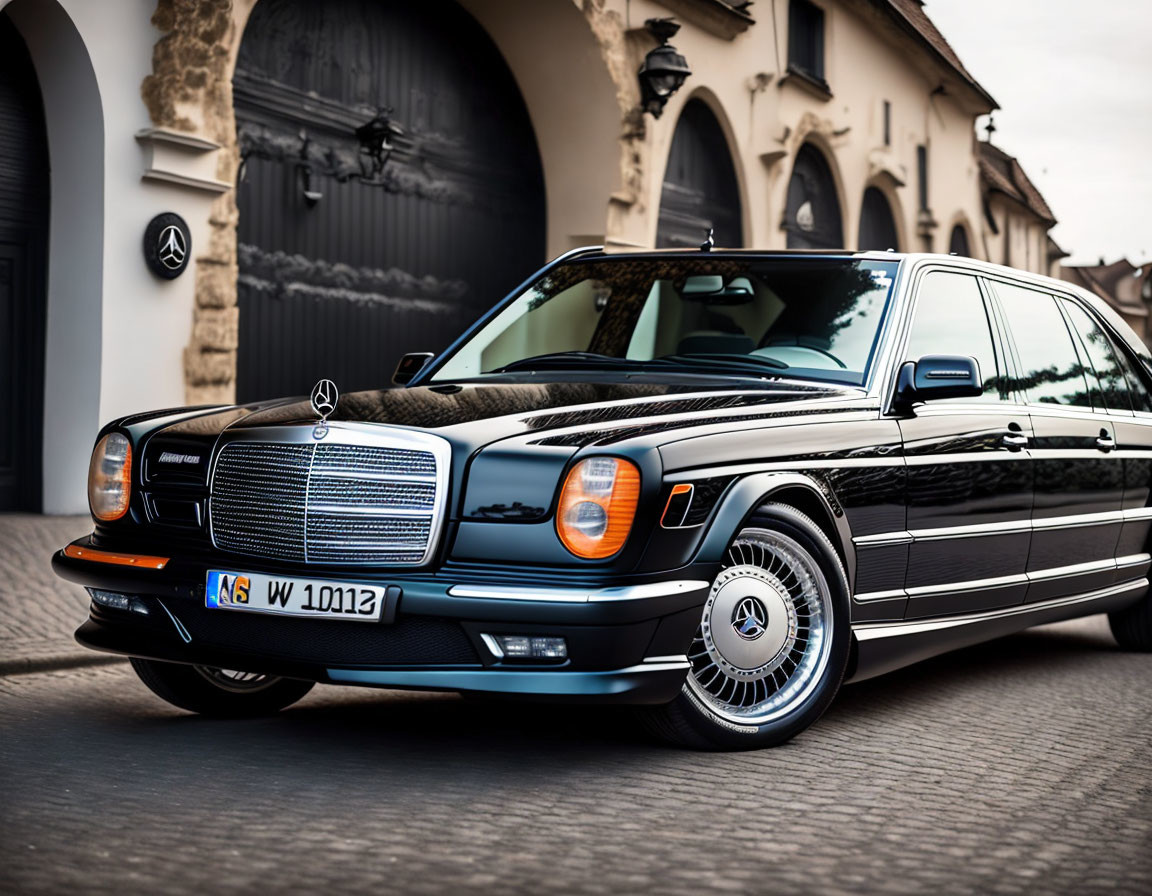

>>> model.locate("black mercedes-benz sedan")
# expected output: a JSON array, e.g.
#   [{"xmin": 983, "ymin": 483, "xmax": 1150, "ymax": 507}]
[{"xmin": 54, "ymin": 248, "xmax": 1152, "ymax": 749}]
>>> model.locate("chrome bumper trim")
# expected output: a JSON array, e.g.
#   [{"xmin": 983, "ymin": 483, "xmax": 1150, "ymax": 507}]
[
  {"xmin": 447, "ymin": 580, "xmax": 710, "ymax": 604},
  {"xmin": 327, "ymin": 660, "xmax": 691, "ymax": 696}
]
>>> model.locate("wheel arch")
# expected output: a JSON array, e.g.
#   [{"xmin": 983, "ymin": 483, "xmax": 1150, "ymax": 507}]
[{"xmin": 694, "ymin": 472, "xmax": 856, "ymax": 593}]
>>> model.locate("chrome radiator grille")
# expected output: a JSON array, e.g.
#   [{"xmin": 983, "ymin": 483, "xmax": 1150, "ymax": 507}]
[{"xmin": 209, "ymin": 433, "xmax": 446, "ymax": 565}]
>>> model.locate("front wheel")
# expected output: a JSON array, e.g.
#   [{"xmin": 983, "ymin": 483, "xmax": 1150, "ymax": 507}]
[
  {"xmin": 130, "ymin": 658, "xmax": 315, "ymax": 717},
  {"xmin": 639, "ymin": 504, "xmax": 851, "ymax": 749}
]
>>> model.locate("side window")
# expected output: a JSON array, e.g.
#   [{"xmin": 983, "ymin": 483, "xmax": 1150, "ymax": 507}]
[
  {"xmin": 1118, "ymin": 349, "xmax": 1152, "ymax": 414},
  {"xmin": 905, "ymin": 271, "xmax": 1003, "ymax": 401},
  {"xmin": 1060, "ymin": 299, "xmax": 1133, "ymax": 413},
  {"xmin": 994, "ymin": 282, "xmax": 1092, "ymax": 408}
]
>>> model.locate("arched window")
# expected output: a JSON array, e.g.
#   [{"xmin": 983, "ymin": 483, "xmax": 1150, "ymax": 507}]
[
  {"xmin": 785, "ymin": 144, "xmax": 843, "ymax": 249},
  {"xmin": 949, "ymin": 224, "xmax": 972, "ymax": 257},
  {"xmin": 656, "ymin": 99, "xmax": 743, "ymax": 248},
  {"xmin": 858, "ymin": 187, "xmax": 899, "ymax": 251}
]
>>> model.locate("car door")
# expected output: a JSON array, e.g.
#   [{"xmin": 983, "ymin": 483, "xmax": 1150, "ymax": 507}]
[
  {"xmin": 990, "ymin": 281, "xmax": 1127, "ymax": 603},
  {"xmin": 1060, "ymin": 297, "xmax": 1152, "ymax": 589},
  {"xmin": 896, "ymin": 268, "xmax": 1035, "ymax": 619}
]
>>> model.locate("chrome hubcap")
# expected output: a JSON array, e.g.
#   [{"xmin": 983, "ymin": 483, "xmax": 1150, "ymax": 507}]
[
  {"xmin": 193, "ymin": 665, "xmax": 278, "ymax": 694},
  {"xmin": 704, "ymin": 566, "xmax": 798, "ymax": 678},
  {"xmin": 686, "ymin": 528, "xmax": 832, "ymax": 725}
]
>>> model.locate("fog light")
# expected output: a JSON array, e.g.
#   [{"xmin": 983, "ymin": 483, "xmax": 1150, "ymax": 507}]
[
  {"xmin": 485, "ymin": 634, "xmax": 568, "ymax": 660},
  {"xmin": 87, "ymin": 588, "xmax": 149, "ymax": 615}
]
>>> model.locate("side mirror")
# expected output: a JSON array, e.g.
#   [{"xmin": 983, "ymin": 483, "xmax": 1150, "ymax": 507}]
[
  {"xmin": 393, "ymin": 352, "xmax": 434, "ymax": 386},
  {"xmin": 892, "ymin": 354, "xmax": 982, "ymax": 414}
]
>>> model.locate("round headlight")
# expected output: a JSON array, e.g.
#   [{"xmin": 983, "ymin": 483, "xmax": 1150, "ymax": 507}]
[
  {"xmin": 88, "ymin": 433, "xmax": 132, "ymax": 521},
  {"xmin": 556, "ymin": 457, "xmax": 640, "ymax": 559}
]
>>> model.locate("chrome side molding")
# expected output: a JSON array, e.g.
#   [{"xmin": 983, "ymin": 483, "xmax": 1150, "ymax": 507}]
[
  {"xmin": 848, "ymin": 579, "xmax": 1147, "ymax": 683},
  {"xmin": 854, "ymin": 553, "xmax": 1150, "ymax": 603}
]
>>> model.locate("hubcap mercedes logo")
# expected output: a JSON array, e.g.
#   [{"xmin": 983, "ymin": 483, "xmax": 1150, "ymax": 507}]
[
  {"xmin": 157, "ymin": 225, "xmax": 187, "ymax": 270},
  {"xmin": 731, "ymin": 596, "xmax": 768, "ymax": 641},
  {"xmin": 310, "ymin": 378, "xmax": 339, "ymax": 420}
]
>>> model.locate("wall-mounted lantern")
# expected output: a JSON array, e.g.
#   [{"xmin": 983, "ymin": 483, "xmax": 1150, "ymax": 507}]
[
  {"xmin": 355, "ymin": 106, "xmax": 405, "ymax": 183},
  {"xmin": 637, "ymin": 18, "xmax": 691, "ymax": 119}
]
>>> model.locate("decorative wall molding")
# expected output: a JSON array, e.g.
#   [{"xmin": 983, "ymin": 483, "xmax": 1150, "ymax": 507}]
[
  {"xmin": 136, "ymin": 127, "xmax": 231, "ymax": 194},
  {"xmin": 653, "ymin": 0, "xmax": 755, "ymax": 40}
]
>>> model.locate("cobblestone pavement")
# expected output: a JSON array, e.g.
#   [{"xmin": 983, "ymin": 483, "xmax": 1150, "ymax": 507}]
[
  {"xmin": 0, "ymin": 514, "xmax": 100, "ymax": 674},
  {"xmin": 1, "ymin": 615, "xmax": 1149, "ymax": 895}
]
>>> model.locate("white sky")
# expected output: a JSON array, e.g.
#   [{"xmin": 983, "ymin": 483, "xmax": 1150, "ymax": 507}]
[{"xmin": 924, "ymin": 0, "xmax": 1152, "ymax": 266}]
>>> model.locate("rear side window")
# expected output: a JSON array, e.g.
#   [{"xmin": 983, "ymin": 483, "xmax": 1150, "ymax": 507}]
[
  {"xmin": 994, "ymin": 282, "xmax": 1092, "ymax": 408},
  {"xmin": 906, "ymin": 271, "xmax": 1003, "ymax": 401},
  {"xmin": 1060, "ymin": 299, "xmax": 1133, "ymax": 413}
]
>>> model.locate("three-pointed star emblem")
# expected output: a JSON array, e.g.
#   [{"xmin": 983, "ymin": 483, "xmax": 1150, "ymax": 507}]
[
  {"xmin": 310, "ymin": 378, "xmax": 339, "ymax": 420},
  {"xmin": 732, "ymin": 596, "xmax": 768, "ymax": 641},
  {"xmin": 157, "ymin": 225, "xmax": 187, "ymax": 270}
]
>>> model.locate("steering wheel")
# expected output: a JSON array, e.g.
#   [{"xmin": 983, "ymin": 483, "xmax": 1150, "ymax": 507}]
[{"xmin": 760, "ymin": 341, "xmax": 847, "ymax": 369}]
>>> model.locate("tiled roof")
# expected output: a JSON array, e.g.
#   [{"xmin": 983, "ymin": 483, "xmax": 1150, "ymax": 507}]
[
  {"xmin": 978, "ymin": 142, "xmax": 1057, "ymax": 225},
  {"xmin": 1062, "ymin": 258, "xmax": 1150, "ymax": 317},
  {"xmin": 881, "ymin": 1, "xmax": 998, "ymax": 109}
]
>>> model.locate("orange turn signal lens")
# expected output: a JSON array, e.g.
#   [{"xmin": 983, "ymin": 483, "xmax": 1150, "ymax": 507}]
[
  {"xmin": 64, "ymin": 544, "xmax": 168, "ymax": 569},
  {"xmin": 556, "ymin": 457, "xmax": 641, "ymax": 559},
  {"xmin": 88, "ymin": 433, "xmax": 132, "ymax": 521}
]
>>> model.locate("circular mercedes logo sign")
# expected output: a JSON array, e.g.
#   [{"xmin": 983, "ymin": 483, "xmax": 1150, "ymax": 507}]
[
  {"xmin": 310, "ymin": 378, "xmax": 339, "ymax": 420},
  {"xmin": 143, "ymin": 213, "xmax": 192, "ymax": 279},
  {"xmin": 157, "ymin": 225, "xmax": 187, "ymax": 270},
  {"xmin": 731, "ymin": 596, "xmax": 769, "ymax": 641}
]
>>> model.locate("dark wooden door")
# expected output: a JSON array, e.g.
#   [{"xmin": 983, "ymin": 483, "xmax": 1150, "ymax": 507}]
[
  {"xmin": 233, "ymin": 0, "xmax": 545, "ymax": 401},
  {"xmin": 0, "ymin": 13, "xmax": 49, "ymax": 511},
  {"xmin": 656, "ymin": 99, "xmax": 743, "ymax": 248},
  {"xmin": 785, "ymin": 144, "xmax": 842, "ymax": 249}
]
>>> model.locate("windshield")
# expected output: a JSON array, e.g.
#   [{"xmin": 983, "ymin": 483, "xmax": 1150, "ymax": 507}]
[{"xmin": 431, "ymin": 255, "xmax": 899, "ymax": 386}]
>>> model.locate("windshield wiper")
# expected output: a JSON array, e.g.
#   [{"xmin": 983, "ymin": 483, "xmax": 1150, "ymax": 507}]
[
  {"xmin": 492, "ymin": 351, "xmax": 642, "ymax": 373},
  {"xmin": 653, "ymin": 353, "xmax": 788, "ymax": 373}
]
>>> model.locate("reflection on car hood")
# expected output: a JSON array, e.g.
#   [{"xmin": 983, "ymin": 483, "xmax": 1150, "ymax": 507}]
[{"xmin": 155, "ymin": 379, "xmax": 855, "ymax": 442}]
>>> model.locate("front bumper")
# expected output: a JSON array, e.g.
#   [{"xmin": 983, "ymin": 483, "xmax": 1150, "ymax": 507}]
[{"xmin": 55, "ymin": 537, "xmax": 710, "ymax": 704}]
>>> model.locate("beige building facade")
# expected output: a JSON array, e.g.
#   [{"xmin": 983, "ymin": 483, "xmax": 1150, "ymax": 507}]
[{"xmin": 1, "ymin": 0, "xmax": 1061, "ymax": 512}]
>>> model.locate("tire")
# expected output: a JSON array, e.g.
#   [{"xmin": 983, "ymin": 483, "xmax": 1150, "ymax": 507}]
[
  {"xmin": 129, "ymin": 658, "xmax": 315, "ymax": 717},
  {"xmin": 1109, "ymin": 589, "xmax": 1152, "ymax": 651},
  {"xmin": 638, "ymin": 503, "xmax": 851, "ymax": 750}
]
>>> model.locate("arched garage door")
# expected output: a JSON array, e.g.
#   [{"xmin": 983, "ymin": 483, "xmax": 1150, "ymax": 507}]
[
  {"xmin": 784, "ymin": 144, "xmax": 842, "ymax": 250},
  {"xmin": 0, "ymin": 13, "xmax": 48, "ymax": 510},
  {"xmin": 656, "ymin": 99, "xmax": 743, "ymax": 248},
  {"xmin": 233, "ymin": 0, "xmax": 546, "ymax": 401}
]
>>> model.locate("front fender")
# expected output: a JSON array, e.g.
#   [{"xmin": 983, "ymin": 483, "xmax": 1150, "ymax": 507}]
[{"xmin": 689, "ymin": 472, "xmax": 856, "ymax": 593}]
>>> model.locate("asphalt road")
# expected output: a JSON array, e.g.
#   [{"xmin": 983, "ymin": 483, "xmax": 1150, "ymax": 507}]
[{"xmin": 1, "ymin": 616, "xmax": 1149, "ymax": 896}]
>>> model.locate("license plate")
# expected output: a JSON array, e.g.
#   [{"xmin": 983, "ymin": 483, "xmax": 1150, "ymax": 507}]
[{"xmin": 205, "ymin": 570, "xmax": 389, "ymax": 622}]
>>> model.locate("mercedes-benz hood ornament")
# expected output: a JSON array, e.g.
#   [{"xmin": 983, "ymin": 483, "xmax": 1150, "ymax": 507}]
[{"xmin": 310, "ymin": 378, "xmax": 339, "ymax": 438}]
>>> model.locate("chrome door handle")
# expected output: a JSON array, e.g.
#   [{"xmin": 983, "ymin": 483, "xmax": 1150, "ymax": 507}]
[
  {"xmin": 1096, "ymin": 433, "xmax": 1116, "ymax": 453},
  {"xmin": 1002, "ymin": 433, "xmax": 1028, "ymax": 451}
]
